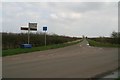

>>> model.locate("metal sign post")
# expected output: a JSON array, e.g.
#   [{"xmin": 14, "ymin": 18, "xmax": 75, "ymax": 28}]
[
  {"xmin": 28, "ymin": 26, "xmax": 30, "ymax": 44},
  {"xmin": 43, "ymin": 26, "xmax": 47, "ymax": 46},
  {"xmin": 45, "ymin": 31, "xmax": 46, "ymax": 46},
  {"xmin": 21, "ymin": 23, "xmax": 37, "ymax": 44}
]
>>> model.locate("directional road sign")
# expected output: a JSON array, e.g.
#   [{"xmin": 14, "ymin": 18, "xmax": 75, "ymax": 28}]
[
  {"xmin": 43, "ymin": 27, "xmax": 47, "ymax": 31},
  {"xmin": 21, "ymin": 27, "xmax": 37, "ymax": 31}
]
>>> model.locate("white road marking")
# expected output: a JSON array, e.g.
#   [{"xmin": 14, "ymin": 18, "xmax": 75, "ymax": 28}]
[{"xmin": 87, "ymin": 44, "xmax": 89, "ymax": 46}]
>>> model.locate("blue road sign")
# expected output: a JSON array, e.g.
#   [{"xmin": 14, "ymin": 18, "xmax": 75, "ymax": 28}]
[
  {"xmin": 43, "ymin": 27, "xmax": 47, "ymax": 31},
  {"xmin": 20, "ymin": 44, "xmax": 32, "ymax": 48}
]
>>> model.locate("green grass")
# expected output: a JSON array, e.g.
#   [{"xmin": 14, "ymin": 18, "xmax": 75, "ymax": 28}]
[
  {"xmin": 88, "ymin": 39, "xmax": 120, "ymax": 48},
  {"xmin": 2, "ymin": 40, "xmax": 80, "ymax": 57}
]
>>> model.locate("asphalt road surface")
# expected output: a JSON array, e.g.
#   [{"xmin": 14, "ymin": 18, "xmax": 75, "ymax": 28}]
[{"xmin": 3, "ymin": 39, "xmax": 118, "ymax": 78}]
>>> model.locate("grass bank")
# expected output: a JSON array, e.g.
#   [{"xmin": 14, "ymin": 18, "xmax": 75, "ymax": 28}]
[
  {"xmin": 2, "ymin": 40, "xmax": 81, "ymax": 57},
  {"xmin": 88, "ymin": 39, "xmax": 120, "ymax": 48}
]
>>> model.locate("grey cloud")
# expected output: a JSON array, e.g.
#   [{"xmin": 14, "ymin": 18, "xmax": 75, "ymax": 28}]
[
  {"xmin": 2, "ymin": 2, "xmax": 118, "ymax": 37},
  {"xmin": 47, "ymin": 2, "xmax": 110, "ymax": 13}
]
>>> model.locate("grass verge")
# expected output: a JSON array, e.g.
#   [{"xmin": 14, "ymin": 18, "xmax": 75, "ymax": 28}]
[
  {"xmin": 2, "ymin": 40, "xmax": 80, "ymax": 57},
  {"xmin": 88, "ymin": 39, "xmax": 120, "ymax": 48}
]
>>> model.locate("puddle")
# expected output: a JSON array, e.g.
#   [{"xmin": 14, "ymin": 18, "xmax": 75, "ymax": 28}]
[
  {"xmin": 94, "ymin": 70, "xmax": 119, "ymax": 80},
  {"xmin": 103, "ymin": 71, "xmax": 118, "ymax": 78}
]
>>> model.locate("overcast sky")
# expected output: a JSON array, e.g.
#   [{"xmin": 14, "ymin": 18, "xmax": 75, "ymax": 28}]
[{"xmin": 2, "ymin": 2, "xmax": 118, "ymax": 37}]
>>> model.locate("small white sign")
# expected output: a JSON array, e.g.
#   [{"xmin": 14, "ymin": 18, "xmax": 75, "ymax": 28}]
[{"xmin": 29, "ymin": 23, "xmax": 37, "ymax": 29}]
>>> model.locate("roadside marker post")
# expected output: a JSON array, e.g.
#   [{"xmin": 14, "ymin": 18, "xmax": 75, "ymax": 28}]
[{"xmin": 43, "ymin": 26, "xmax": 47, "ymax": 46}]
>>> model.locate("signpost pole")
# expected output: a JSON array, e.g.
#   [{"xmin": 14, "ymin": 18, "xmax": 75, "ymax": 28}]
[
  {"xmin": 43, "ymin": 26, "xmax": 47, "ymax": 46},
  {"xmin": 45, "ymin": 31, "xmax": 46, "ymax": 46},
  {"xmin": 28, "ymin": 23, "xmax": 30, "ymax": 44}
]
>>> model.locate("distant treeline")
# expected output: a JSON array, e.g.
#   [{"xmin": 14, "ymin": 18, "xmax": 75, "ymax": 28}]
[
  {"xmin": 2, "ymin": 32, "xmax": 79, "ymax": 50},
  {"xmin": 88, "ymin": 31, "xmax": 120, "ymax": 44}
]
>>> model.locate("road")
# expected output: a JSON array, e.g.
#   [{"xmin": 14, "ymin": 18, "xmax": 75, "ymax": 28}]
[{"xmin": 2, "ymin": 39, "xmax": 118, "ymax": 78}]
